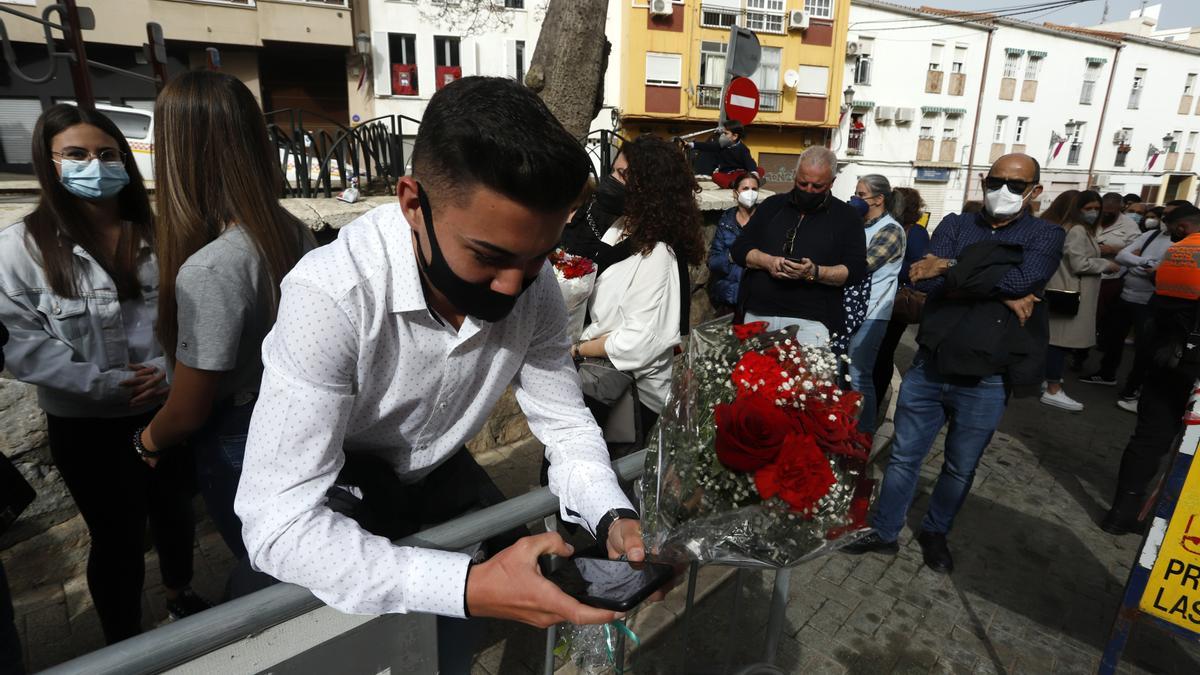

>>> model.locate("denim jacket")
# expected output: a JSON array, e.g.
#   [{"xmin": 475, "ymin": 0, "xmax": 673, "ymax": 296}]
[
  {"xmin": 708, "ymin": 207, "xmax": 746, "ymax": 307},
  {"xmin": 0, "ymin": 220, "xmax": 165, "ymax": 418}
]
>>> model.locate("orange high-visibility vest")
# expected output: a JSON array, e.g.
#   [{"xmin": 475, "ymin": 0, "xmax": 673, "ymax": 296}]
[{"xmin": 1156, "ymin": 232, "xmax": 1200, "ymax": 300}]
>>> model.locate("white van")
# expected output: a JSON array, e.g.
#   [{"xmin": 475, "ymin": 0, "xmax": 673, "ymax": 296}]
[{"xmin": 93, "ymin": 103, "xmax": 155, "ymax": 179}]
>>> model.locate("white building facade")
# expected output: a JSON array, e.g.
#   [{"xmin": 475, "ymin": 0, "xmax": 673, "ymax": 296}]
[{"xmin": 835, "ymin": 0, "xmax": 1200, "ymax": 229}]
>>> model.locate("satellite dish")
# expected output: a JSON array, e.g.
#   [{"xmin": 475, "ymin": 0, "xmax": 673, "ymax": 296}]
[{"xmin": 784, "ymin": 69, "xmax": 800, "ymax": 89}]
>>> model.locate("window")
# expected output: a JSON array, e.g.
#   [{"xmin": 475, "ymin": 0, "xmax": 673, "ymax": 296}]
[
  {"xmin": 645, "ymin": 52, "xmax": 682, "ymax": 86},
  {"xmin": 952, "ymin": 45, "xmax": 967, "ymax": 74},
  {"xmin": 796, "ymin": 65, "xmax": 829, "ymax": 97},
  {"xmin": 1015, "ymin": 117, "xmax": 1028, "ymax": 144},
  {"xmin": 1129, "ymin": 68, "xmax": 1146, "ymax": 109},
  {"xmin": 929, "ymin": 43, "xmax": 944, "ymax": 72},
  {"xmin": 746, "ymin": 0, "xmax": 785, "ymax": 34},
  {"xmin": 380, "ymin": 32, "xmax": 418, "ymax": 96},
  {"xmin": 1067, "ymin": 122, "xmax": 1084, "ymax": 165},
  {"xmin": 503, "ymin": 0, "xmax": 524, "ymax": 7},
  {"xmin": 1003, "ymin": 52, "xmax": 1021, "ymax": 79},
  {"xmin": 1081, "ymin": 61, "xmax": 1101, "ymax": 104},
  {"xmin": 854, "ymin": 38, "xmax": 873, "ymax": 85},
  {"xmin": 1188, "ymin": 132, "xmax": 1199, "ymax": 153},
  {"xmin": 1187, "ymin": 73, "xmax": 1197, "ymax": 95},
  {"xmin": 920, "ymin": 113, "xmax": 937, "ymax": 139},
  {"xmin": 805, "ymin": 0, "xmax": 833, "ymax": 19},
  {"xmin": 1170, "ymin": 130, "xmax": 1183, "ymax": 152},
  {"xmin": 697, "ymin": 41, "xmax": 726, "ymax": 108},
  {"xmin": 993, "ymin": 115, "xmax": 1007, "ymax": 143},
  {"xmin": 943, "ymin": 114, "xmax": 960, "ymax": 140},
  {"xmin": 701, "ymin": 8, "xmax": 738, "ymax": 28},
  {"xmin": 434, "ymin": 36, "xmax": 460, "ymax": 67},
  {"xmin": 1116, "ymin": 127, "xmax": 1132, "ymax": 167},
  {"xmin": 507, "ymin": 40, "xmax": 526, "ymax": 83},
  {"xmin": 1024, "ymin": 55, "xmax": 1042, "ymax": 81},
  {"xmin": 751, "ymin": 46, "xmax": 782, "ymax": 111}
]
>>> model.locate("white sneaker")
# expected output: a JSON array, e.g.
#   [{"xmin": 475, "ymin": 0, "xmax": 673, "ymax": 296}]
[
  {"xmin": 1041, "ymin": 389, "xmax": 1084, "ymax": 412},
  {"xmin": 1117, "ymin": 399, "xmax": 1138, "ymax": 414}
]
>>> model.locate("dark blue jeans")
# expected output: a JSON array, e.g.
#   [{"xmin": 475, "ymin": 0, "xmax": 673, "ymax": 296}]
[
  {"xmin": 848, "ymin": 318, "xmax": 889, "ymax": 435},
  {"xmin": 870, "ymin": 355, "xmax": 1009, "ymax": 542},
  {"xmin": 193, "ymin": 396, "xmax": 255, "ymax": 560}
]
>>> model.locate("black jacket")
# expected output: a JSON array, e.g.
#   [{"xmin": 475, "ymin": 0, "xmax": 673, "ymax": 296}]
[
  {"xmin": 916, "ymin": 240, "xmax": 1048, "ymax": 394},
  {"xmin": 692, "ymin": 140, "xmax": 757, "ymax": 174}
]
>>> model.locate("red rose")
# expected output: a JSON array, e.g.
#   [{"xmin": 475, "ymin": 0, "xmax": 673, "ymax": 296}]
[
  {"xmin": 730, "ymin": 351, "xmax": 789, "ymax": 397},
  {"xmin": 801, "ymin": 392, "xmax": 869, "ymax": 461},
  {"xmin": 732, "ymin": 321, "xmax": 769, "ymax": 341},
  {"xmin": 754, "ymin": 433, "xmax": 837, "ymax": 513},
  {"xmin": 715, "ymin": 395, "xmax": 803, "ymax": 473}
]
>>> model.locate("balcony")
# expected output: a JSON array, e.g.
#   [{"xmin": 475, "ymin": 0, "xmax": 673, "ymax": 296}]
[
  {"xmin": 696, "ymin": 85, "xmax": 722, "ymax": 109},
  {"xmin": 925, "ymin": 70, "xmax": 944, "ymax": 94},
  {"xmin": 1184, "ymin": 152, "xmax": 1196, "ymax": 172},
  {"xmin": 1129, "ymin": 88, "xmax": 1142, "ymax": 109},
  {"xmin": 989, "ymin": 142, "xmax": 1005, "ymax": 162},
  {"xmin": 1167, "ymin": 152, "xmax": 1180, "ymax": 171},
  {"xmin": 916, "ymin": 137, "xmax": 935, "ymax": 161},
  {"xmin": 1181, "ymin": 95, "xmax": 1195, "ymax": 115},
  {"xmin": 938, "ymin": 139, "xmax": 957, "ymax": 162},
  {"xmin": 760, "ymin": 90, "xmax": 782, "ymax": 113},
  {"xmin": 948, "ymin": 72, "xmax": 966, "ymax": 96},
  {"xmin": 1000, "ymin": 78, "xmax": 1016, "ymax": 101},
  {"xmin": 847, "ymin": 128, "xmax": 865, "ymax": 156},
  {"xmin": 1080, "ymin": 80, "xmax": 1096, "ymax": 104}
]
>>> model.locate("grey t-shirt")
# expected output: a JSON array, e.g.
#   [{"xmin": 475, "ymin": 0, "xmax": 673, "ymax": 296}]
[{"xmin": 175, "ymin": 224, "xmax": 314, "ymax": 402}]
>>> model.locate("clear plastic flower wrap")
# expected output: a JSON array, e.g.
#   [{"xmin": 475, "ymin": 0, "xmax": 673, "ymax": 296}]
[
  {"xmin": 554, "ymin": 618, "xmax": 642, "ymax": 674},
  {"xmin": 549, "ymin": 249, "xmax": 597, "ymax": 342},
  {"xmin": 640, "ymin": 317, "xmax": 874, "ymax": 568}
]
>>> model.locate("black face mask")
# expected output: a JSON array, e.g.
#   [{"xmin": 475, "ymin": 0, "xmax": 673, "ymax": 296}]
[
  {"xmin": 594, "ymin": 174, "xmax": 627, "ymax": 217},
  {"xmin": 415, "ymin": 184, "xmax": 536, "ymax": 323},
  {"xmin": 790, "ymin": 188, "xmax": 829, "ymax": 213}
]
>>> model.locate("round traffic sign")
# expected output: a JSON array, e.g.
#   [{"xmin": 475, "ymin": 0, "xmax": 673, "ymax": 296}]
[{"xmin": 724, "ymin": 77, "xmax": 760, "ymax": 126}]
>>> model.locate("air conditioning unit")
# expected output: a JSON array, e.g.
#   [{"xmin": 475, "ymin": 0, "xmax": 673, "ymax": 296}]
[
  {"xmin": 1112, "ymin": 130, "xmax": 1129, "ymax": 144},
  {"xmin": 846, "ymin": 41, "xmax": 861, "ymax": 56},
  {"xmin": 1094, "ymin": 173, "xmax": 1111, "ymax": 188},
  {"xmin": 894, "ymin": 107, "xmax": 916, "ymax": 124},
  {"xmin": 788, "ymin": 9, "xmax": 810, "ymax": 31},
  {"xmin": 649, "ymin": 0, "xmax": 673, "ymax": 17},
  {"xmin": 875, "ymin": 106, "xmax": 895, "ymax": 123}
]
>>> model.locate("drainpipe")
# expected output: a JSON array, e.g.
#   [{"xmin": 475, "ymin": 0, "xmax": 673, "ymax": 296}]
[
  {"xmin": 962, "ymin": 26, "xmax": 995, "ymax": 209},
  {"xmin": 1086, "ymin": 44, "xmax": 1123, "ymax": 189}
]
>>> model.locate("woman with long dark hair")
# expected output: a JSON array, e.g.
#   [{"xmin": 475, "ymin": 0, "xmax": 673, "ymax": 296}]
[
  {"xmin": 134, "ymin": 71, "xmax": 314, "ymax": 562},
  {"xmin": 571, "ymin": 135, "xmax": 704, "ymax": 431},
  {"xmin": 1041, "ymin": 190, "xmax": 1116, "ymax": 412},
  {"xmin": 0, "ymin": 104, "xmax": 202, "ymax": 642}
]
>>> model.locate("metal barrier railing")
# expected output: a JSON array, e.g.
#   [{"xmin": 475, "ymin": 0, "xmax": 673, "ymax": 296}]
[{"xmin": 42, "ymin": 449, "xmax": 649, "ymax": 675}]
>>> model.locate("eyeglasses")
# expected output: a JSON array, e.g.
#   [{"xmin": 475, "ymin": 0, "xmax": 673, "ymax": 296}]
[
  {"xmin": 794, "ymin": 181, "xmax": 830, "ymax": 191},
  {"xmin": 53, "ymin": 148, "xmax": 126, "ymax": 164},
  {"xmin": 983, "ymin": 176, "xmax": 1033, "ymax": 194}
]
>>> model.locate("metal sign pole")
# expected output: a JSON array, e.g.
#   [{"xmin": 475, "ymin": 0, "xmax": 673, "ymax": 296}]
[{"xmin": 61, "ymin": 0, "xmax": 95, "ymax": 109}]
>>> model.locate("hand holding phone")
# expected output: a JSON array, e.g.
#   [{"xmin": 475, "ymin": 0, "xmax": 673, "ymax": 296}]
[{"xmin": 539, "ymin": 553, "xmax": 675, "ymax": 612}]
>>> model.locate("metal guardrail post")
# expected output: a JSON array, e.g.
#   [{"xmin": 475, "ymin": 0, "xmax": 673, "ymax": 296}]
[{"xmin": 42, "ymin": 450, "xmax": 649, "ymax": 675}]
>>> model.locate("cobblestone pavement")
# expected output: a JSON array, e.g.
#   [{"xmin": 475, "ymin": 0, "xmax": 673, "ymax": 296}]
[{"xmin": 12, "ymin": 338, "xmax": 1200, "ymax": 673}]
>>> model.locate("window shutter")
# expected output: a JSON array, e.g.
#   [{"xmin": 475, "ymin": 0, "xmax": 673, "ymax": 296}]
[{"xmin": 373, "ymin": 31, "xmax": 392, "ymax": 96}]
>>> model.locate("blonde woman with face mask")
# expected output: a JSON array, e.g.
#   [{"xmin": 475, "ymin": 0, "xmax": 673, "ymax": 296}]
[{"xmin": 708, "ymin": 171, "xmax": 761, "ymax": 314}]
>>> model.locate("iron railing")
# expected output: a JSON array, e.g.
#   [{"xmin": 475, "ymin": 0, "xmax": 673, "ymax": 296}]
[
  {"xmin": 265, "ymin": 109, "xmax": 420, "ymax": 199},
  {"xmin": 580, "ymin": 129, "xmax": 626, "ymax": 180},
  {"xmin": 42, "ymin": 450, "xmax": 649, "ymax": 675}
]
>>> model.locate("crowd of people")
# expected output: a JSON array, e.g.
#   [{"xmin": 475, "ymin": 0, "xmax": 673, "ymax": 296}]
[{"xmin": 0, "ymin": 73, "xmax": 1198, "ymax": 673}]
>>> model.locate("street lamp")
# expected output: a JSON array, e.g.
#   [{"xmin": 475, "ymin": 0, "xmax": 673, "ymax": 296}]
[
  {"xmin": 841, "ymin": 85, "xmax": 855, "ymax": 112},
  {"xmin": 355, "ymin": 32, "xmax": 371, "ymax": 57},
  {"xmin": 1163, "ymin": 133, "xmax": 1175, "ymax": 152}
]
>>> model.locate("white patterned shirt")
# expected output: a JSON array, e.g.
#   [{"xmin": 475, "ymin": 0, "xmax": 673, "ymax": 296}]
[{"xmin": 234, "ymin": 203, "xmax": 633, "ymax": 618}]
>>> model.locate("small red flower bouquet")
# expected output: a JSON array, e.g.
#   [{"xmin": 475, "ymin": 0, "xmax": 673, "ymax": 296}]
[
  {"xmin": 641, "ymin": 318, "xmax": 873, "ymax": 567},
  {"xmin": 548, "ymin": 249, "xmax": 597, "ymax": 341}
]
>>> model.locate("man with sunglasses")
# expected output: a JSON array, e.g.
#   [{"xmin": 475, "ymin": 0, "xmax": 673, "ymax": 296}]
[
  {"xmin": 844, "ymin": 154, "xmax": 1065, "ymax": 574},
  {"xmin": 729, "ymin": 146, "xmax": 867, "ymax": 345}
]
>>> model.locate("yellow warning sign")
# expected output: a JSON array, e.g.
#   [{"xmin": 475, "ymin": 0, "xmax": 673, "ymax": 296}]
[{"xmin": 1140, "ymin": 436, "xmax": 1200, "ymax": 629}]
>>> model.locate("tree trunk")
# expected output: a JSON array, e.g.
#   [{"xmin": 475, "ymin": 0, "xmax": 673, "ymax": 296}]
[{"xmin": 524, "ymin": 0, "xmax": 610, "ymax": 139}]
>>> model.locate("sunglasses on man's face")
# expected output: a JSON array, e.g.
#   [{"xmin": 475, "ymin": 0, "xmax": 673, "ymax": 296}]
[{"xmin": 983, "ymin": 176, "xmax": 1033, "ymax": 194}]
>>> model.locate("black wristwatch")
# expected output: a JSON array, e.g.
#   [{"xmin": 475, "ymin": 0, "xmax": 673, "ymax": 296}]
[
  {"xmin": 132, "ymin": 426, "xmax": 162, "ymax": 461},
  {"xmin": 595, "ymin": 507, "xmax": 640, "ymax": 548}
]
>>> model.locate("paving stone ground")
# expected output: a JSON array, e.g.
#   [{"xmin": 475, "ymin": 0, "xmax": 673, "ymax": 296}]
[{"xmin": 11, "ymin": 334, "xmax": 1200, "ymax": 673}]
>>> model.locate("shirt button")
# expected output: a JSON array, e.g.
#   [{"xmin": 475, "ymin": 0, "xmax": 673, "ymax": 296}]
[{"xmin": 52, "ymin": 304, "xmax": 61, "ymax": 315}]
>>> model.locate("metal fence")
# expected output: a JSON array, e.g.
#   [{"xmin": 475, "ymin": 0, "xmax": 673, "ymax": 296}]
[{"xmin": 41, "ymin": 450, "xmax": 649, "ymax": 675}]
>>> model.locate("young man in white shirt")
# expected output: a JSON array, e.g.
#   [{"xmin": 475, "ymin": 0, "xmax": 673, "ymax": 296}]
[{"xmin": 234, "ymin": 78, "xmax": 646, "ymax": 646}]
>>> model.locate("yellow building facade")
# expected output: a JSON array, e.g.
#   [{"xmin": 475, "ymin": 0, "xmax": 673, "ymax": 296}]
[{"xmin": 617, "ymin": 0, "xmax": 851, "ymax": 189}]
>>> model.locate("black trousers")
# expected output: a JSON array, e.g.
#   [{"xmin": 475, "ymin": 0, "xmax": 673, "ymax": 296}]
[
  {"xmin": 45, "ymin": 412, "xmax": 196, "ymax": 644},
  {"xmin": 1114, "ymin": 366, "xmax": 1194, "ymax": 495},
  {"xmin": 1097, "ymin": 299, "xmax": 1155, "ymax": 395},
  {"xmin": 872, "ymin": 317, "xmax": 910, "ymax": 418}
]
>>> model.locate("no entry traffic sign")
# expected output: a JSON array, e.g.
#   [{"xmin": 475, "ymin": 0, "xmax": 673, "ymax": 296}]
[{"xmin": 724, "ymin": 77, "xmax": 760, "ymax": 126}]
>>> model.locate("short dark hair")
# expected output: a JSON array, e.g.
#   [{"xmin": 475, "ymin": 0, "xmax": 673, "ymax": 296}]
[
  {"xmin": 724, "ymin": 120, "xmax": 745, "ymax": 140},
  {"xmin": 412, "ymin": 76, "xmax": 590, "ymax": 213},
  {"xmin": 1166, "ymin": 199, "xmax": 1192, "ymax": 208},
  {"xmin": 1123, "ymin": 193, "xmax": 1141, "ymax": 205},
  {"xmin": 1102, "ymin": 192, "xmax": 1124, "ymax": 209}
]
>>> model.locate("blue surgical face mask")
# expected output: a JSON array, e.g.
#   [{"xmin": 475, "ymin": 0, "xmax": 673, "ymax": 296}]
[
  {"xmin": 848, "ymin": 195, "xmax": 870, "ymax": 218},
  {"xmin": 59, "ymin": 158, "xmax": 129, "ymax": 201},
  {"xmin": 1081, "ymin": 211, "xmax": 1099, "ymax": 225},
  {"xmin": 1128, "ymin": 213, "xmax": 1144, "ymax": 226}
]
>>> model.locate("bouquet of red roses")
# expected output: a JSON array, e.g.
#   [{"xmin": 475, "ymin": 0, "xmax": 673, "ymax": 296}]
[
  {"xmin": 640, "ymin": 318, "xmax": 873, "ymax": 568},
  {"xmin": 548, "ymin": 249, "xmax": 597, "ymax": 341}
]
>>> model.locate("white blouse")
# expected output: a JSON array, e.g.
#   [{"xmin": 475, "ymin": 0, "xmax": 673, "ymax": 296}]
[{"xmin": 579, "ymin": 224, "xmax": 682, "ymax": 413}]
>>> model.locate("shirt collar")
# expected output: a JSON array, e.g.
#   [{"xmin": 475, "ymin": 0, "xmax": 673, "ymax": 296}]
[{"xmin": 385, "ymin": 205, "xmax": 432, "ymax": 314}]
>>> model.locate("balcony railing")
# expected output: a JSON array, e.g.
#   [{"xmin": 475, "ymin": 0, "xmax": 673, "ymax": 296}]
[
  {"xmin": 760, "ymin": 90, "xmax": 782, "ymax": 113},
  {"xmin": 697, "ymin": 84, "xmax": 723, "ymax": 109},
  {"xmin": 847, "ymin": 128, "xmax": 865, "ymax": 155}
]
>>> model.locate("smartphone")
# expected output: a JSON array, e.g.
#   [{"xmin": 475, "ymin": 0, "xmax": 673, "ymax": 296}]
[
  {"xmin": 539, "ymin": 554, "xmax": 675, "ymax": 612},
  {"xmin": 784, "ymin": 256, "xmax": 806, "ymax": 264}
]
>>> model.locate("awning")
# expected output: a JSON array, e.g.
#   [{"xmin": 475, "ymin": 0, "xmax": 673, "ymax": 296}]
[
  {"xmin": 920, "ymin": 106, "xmax": 966, "ymax": 114},
  {"xmin": 1086, "ymin": 56, "xmax": 1108, "ymax": 64},
  {"xmin": 1028, "ymin": 50, "xmax": 1048, "ymax": 58},
  {"xmin": 1005, "ymin": 47, "xmax": 1025, "ymax": 55},
  {"xmin": 850, "ymin": 100, "xmax": 875, "ymax": 109}
]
